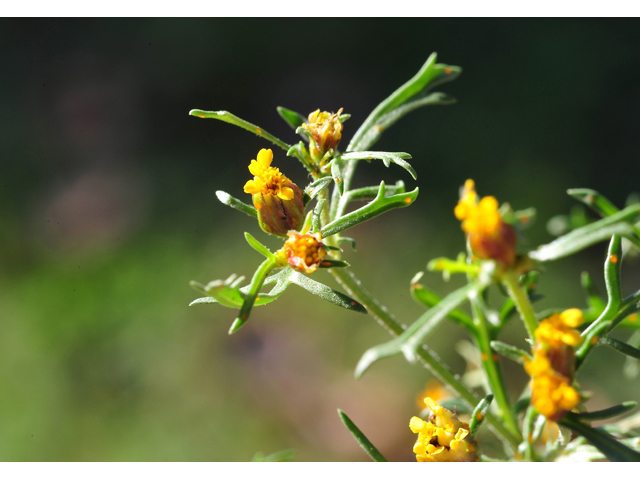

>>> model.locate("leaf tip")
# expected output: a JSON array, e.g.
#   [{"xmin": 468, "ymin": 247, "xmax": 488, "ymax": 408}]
[{"xmin": 228, "ymin": 317, "xmax": 244, "ymax": 335}]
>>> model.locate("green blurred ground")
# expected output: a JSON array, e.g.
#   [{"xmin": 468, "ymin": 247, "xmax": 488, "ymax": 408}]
[{"xmin": 1, "ymin": 18, "xmax": 640, "ymax": 460}]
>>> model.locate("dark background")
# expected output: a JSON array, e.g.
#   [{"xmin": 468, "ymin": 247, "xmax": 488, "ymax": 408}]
[{"xmin": 1, "ymin": 18, "xmax": 640, "ymax": 461}]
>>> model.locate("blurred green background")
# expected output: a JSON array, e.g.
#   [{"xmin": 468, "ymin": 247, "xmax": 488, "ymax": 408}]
[{"xmin": 1, "ymin": 18, "xmax": 640, "ymax": 461}]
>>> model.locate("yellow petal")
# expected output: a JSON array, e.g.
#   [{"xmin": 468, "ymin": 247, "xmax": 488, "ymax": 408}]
[
  {"xmin": 277, "ymin": 187, "xmax": 294, "ymax": 201},
  {"xmin": 409, "ymin": 416, "xmax": 427, "ymax": 433},
  {"xmin": 257, "ymin": 148, "xmax": 273, "ymax": 168},
  {"xmin": 244, "ymin": 180, "xmax": 260, "ymax": 194},
  {"xmin": 249, "ymin": 160, "xmax": 264, "ymax": 176},
  {"xmin": 560, "ymin": 308, "xmax": 584, "ymax": 328}
]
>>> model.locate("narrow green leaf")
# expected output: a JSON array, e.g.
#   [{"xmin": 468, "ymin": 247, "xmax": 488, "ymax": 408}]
[
  {"xmin": 623, "ymin": 330, "xmax": 640, "ymax": 379},
  {"xmin": 338, "ymin": 410, "xmax": 388, "ymax": 462},
  {"xmin": 344, "ymin": 181, "xmax": 406, "ymax": 202},
  {"xmin": 498, "ymin": 271, "xmax": 539, "ymax": 326},
  {"xmin": 229, "ymin": 257, "xmax": 277, "ymax": 334},
  {"xmin": 348, "ymin": 53, "xmax": 461, "ymax": 152},
  {"xmin": 560, "ymin": 413, "xmax": 640, "ymax": 462},
  {"xmin": 189, "ymin": 109, "xmax": 291, "ymax": 152},
  {"xmin": 355, "ymin": 282, "xmax": 481, "ymax": 378},
  {"xmin": 311, "ymin": 198, "xmax": 326, "ymax": 233},
  {"xmin": 244, "ymin": 232, "xmax": 276, "ymax": 260},
  {"xmin": 189, "ymin": 297, "xmax": 217, "ymax": 306},
  {"xmin": 331, "ymin": 159, "xmax": 344, "ymax": 196},
  {"xmin": 598, "ymin": 336, "xmax": 640, "ymax": 360},
  {"xmin": 321, "ymin": 182, "xmax": 418, "ymax": 238},
  {"xmin": 287, "ymin": 270, "xmax": 366, "ymax": 313},
  {"xmin": 513, "ymin": 396, "xmax": 531, "ymax": 416},
  {"xmin": 215, "ymin": 191, "xmax": 257, "ymax": 218},
  {"xmin": 470, "ymin": 394, "xmax": 493, "ymax": 437},
  {"xmin": 410, "ymin": 282, "xmax": 475, "ymax": 331},
  {"xmin": 573, "ymin": 402, "xmax": 637, "ymax": 421},
  {"xmin": 569, "ymin": 189, "xmax": 640, "ymax": 250},
  {"xmin": 529, "ymin": 205, "xmax": 640, "ymax": 262},
  {"xmin": 568, "ymin": 188, "xmax": 621, "ymax": 217},
  {"xmin": 276, "ymin": 106, "xmax": 307, "ymax": 130},
  {"xmin": 490, "ymin": 341, "xmax": 532, "ymax": 365},
  {"xmin": 189, "ymin": 272, "xmax": 283, "ymax": 310},
  {"xmin": 335, "ymin": 151, "xmax": 416, "ymax": 180},
  {"xmin": 318, "ymin": 258, "xmax": 350, "ymax": 269},
  {"xmin": 332, "ymin": 181, "xmax": 406, "ymax": 222},
  {"xmin": 304, "ymin": 177, "xmax": 333, "ymax": 202},
  {"xmin": 579, "ymin": 235, "xmax": 623, "ymax": 359},
  {"xmin": 337, "ymin": 236, "xmax": 357, "ymax": 251},
  {"xmin": 427, "ymin": 255, "xmax": 481, "ymax": 279},
  {"xmin": 354, "ymin": 92, "xmax": 457, "ymax": 152}
]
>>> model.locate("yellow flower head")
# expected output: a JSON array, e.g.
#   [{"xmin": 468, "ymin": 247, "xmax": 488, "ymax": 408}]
[
  {"xmin": 302, "ymin": 108, "xmax": 344, "ymax": 161},
  {"xmin": 243, "ymin": 149, "xmax": 305, "ymax": 237},
  {"xmin": 524, "ymin": 309, "xmax": 584, "ymax": 421},
  {"xmin": 409, "ymin": 397, "xmax": 478, "ymax": 462},
  {"xmin": 454, "ymin": 179, "xmax": 517, "ymax": 266},
  {"xmin": 282, "ymin": 231, "xmax": 327, "ymax": 275},
  {"xmin": 244, "ymin": 149, "xmax": 295, "ymax": 201}
]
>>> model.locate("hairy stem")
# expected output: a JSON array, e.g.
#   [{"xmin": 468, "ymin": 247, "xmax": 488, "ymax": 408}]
[
  {"xmin": 471, "ymin": 299, "xmax": 521, "ymax": 439},
  {"xmin": 502, "ymin": 271, "xmax": 538, "ymax": 345}
]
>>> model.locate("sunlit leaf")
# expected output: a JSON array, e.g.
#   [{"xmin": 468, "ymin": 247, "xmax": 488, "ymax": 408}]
[{"xmin": 338, "ymin": 410, "xmax": 388, "ymax": 462}]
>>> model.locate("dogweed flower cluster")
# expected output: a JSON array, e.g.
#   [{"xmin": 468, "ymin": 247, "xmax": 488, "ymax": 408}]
[
  {"xmin": 410, "ymin": 398, "xmax": 478, "ymax": 462},
  {"xmin": 525, "ymin": 309, "xmax": 584, "ymax": 421},
  {"xmin": 189, "ymin": 53, "xmax": 640, "ymax": 462}
]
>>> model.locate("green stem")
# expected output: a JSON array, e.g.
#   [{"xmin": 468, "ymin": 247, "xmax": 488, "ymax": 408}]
[
  {"xmin": 471, "ymin": 300, "xmax": 521, "ymax": 439},
  {"xmin": 502, "ymin": 271, "xmax": 538, "ymax": 345},
  {"xmin": 521, "ymin": 406, "xmax": 538, "ymax": 462},
  {"xmin": 329, "ymin": 267, "xmax": 521, "ymax": 450}
]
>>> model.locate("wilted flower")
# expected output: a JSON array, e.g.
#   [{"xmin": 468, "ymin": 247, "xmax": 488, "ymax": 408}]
[
  {"xmin": 454, "ymin": 179, "xmax": 517, "ymax": 267},
  {"xmin": 279, "ymin": 231, "xmax": 327, "ymax": 275},
  {"xmin": 409, "ymin": 397, "xmax": 478, "ymax": 462},
  {"xmin": 302, "ymin": 109, "xmax": 344, "ymax": 162},
  {"xmin": 244, "ymin": 148, "xmax": 305, "ymax": 236}
]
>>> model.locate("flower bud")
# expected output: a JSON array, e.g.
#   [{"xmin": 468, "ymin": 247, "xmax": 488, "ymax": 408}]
[
  {"xmin": 409, "ymin": 397, "xmax": 478, "ymax": 462},
  {"xmin": 302, "ymin": 109, "xmax": 344, "ymax": 162},
  {"xmin": 454, "ymin": 179, "xmax": 517, "ymax": 267},
  {"xmin": 244, "ymin": 149, "xmax": 305, "ymax": 236},
  {"xmin": 279, "ymin": 231, "xmax": 327, "ymax": 275}
]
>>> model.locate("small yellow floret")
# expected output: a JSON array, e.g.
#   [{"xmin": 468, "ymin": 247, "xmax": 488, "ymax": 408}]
[
  {"xmin": 535, "ymin": 309, "xmax": 585, "ymax": 349},
  {"xmin": 244, "ymin": 149, "xmax": 295, "ymax": 200},
  {"xmin": 282, "ymin": 231, "xmax": 327, "ymax": 275},
  {"xmin": 455, "ymin": 180, "xmax": 501, "ymax": 238},
  {"xmin": 409, "ymin": 398, "xmax": 478, "ymax": 462}
]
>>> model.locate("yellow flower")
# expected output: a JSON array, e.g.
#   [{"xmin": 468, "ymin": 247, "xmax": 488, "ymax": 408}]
[
  {"xmin": 409, "ymin": 397, "xmax": 478, "ymax": 462},
  {"xmin": 280, "ymin": 231, "xmax": 327, "ymax": 275},
  {"xmin": 244, "ymin": 148, "xmax": 295, "ymax": 201},
  {"xmin": 302, "ymin": 108, "xmax": 344, "ymax": 161},
  {"xmin": 454, "ymin": 179, "xmax": 517, "ymax": 266},
  {"xmin": 524, "ymin": 309, "xmax": 584, "ymax": 421},
  {"xmin": 243, "ymin": 149, "xmax": 305, "ymax": 237}
]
